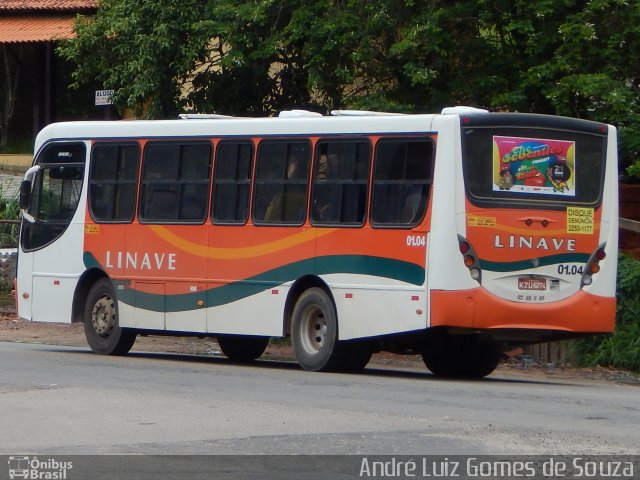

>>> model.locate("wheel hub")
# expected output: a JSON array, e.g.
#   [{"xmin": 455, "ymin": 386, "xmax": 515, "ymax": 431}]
[
  {"xmin": 301, "ymin": 307, "xmax": 327, "ymax": 354},
  {"xmin": 92, "ymin": 295, "xmax": 115, "ymax": 338}
]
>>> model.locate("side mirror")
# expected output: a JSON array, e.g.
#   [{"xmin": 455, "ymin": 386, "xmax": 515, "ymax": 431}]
[
  {"xmin": 19, "ymin": 180, "xmax": 31, "ymax": 210},
  {"xmin": 20, "ymin": 164, "xmax": 40, "ymax": 223}
]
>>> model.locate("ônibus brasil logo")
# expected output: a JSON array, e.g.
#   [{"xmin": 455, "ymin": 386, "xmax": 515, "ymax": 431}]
[{"xmin": 8, "ymin": 456, "xmax": 72, "ymax": 480}]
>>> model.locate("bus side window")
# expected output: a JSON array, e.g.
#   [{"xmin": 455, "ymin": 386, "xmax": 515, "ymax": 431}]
[
  {"xmin": 89, "ymin": 144, "xmax": 140, "ymax": 222},
  {"xmin": 145, "ymin": 188, "xmax": 179, "ymax": 219},
  {"xmin": 140, "ymin": 142, "xmax": 212, "ymax": 223},
  {"xmin": 371, "ymin": 139, "xmax": 434, "ymax": 227},
  {"xmin": 252, "ymin": 140, "xmax": 311, "ymax": 225},
  {"xmin": 311, "ymin": 140, "xmax": 371, "ymax": 226},
  {"xmin": 212, "ymin": 142, "xmax": 253, "ymax": 224}
]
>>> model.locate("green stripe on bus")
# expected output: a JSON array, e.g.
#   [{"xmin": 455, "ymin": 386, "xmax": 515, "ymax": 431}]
[
  {"xmin": 479, "ymin": 253, "xmax": 591, "ymax": 272},
  {"xmin": 83, "ymin": 252, "xmax": 425, "ymax": 313}
]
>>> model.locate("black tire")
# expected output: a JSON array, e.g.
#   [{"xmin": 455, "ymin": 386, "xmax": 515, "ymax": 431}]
[
  {"xmin": 217, "ymin": 335, "xmax": 270, "ymax": 362},
  {"xmin": 291, "ymin": 287, "xmax": 347, "ymax": 372},
  {"xmin": 422, "ymin": 335, "xmax": 502, "ymax": 379},
  {"xmin": 84, "ymin": 278, "xmax": 136, "ymax": 355},
  {"xmin": 341, "ymin": 342, "xmax": 373, "ymax": 372}
]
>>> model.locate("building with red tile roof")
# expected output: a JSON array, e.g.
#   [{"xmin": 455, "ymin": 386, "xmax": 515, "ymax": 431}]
[
  {"xmin": 0, "ymin": 0, "xmax": 96, "ymax": 43},
  {"xmin": 0, "ymin": 15, "xmax": 81, "ymax": 43},
  {"xmin": 0, "ymin": 1, "xmax": 96, "ymax": 9},
  {"xmin": 0, "ymin": 0, "xmax": 101, "ymax": 148}
]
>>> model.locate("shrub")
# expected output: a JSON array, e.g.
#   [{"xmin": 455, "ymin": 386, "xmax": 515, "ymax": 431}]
[
  {"xmin": 0, "ymin": 177, "xmax": 20, "ymax": 247},
  {"xmin": 571, "ymin": 254, "xmax": 640, "ymax": 371}
]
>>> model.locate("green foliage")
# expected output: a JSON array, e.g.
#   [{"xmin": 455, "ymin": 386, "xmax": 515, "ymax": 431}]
[
  {"xmin": 529, "ymin": 0, "xmax": 640, "ymax": 173},
  {"xmin": 57, "ymin": 0, "xmax": 213, "ymax": 118},
  {"xmin": 572, "ymin": 254, "xmax": 640, "ymax": 371},
  {"xmin": 0, "ymin": 137, "xmax": 32, "ymax": 154},
  {"xmin": 0, "ymin": 177, "xmax": 20, "ymax": 248},
  {"xmin": 59, "ymin": 0, "xmax": 640, "ymax": 166}
]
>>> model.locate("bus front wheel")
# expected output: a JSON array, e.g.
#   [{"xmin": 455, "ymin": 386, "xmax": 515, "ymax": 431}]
[
  {"xmin": 83, "ymin": 278, "xmax": 136, "ymax": 355},
  {"xmin": 291, "ymin": 288, "xmax": 346, "ymax": 372},
  {"xmin": 217, "ymin": 335, "xmax": 270, "ymax": 362}
]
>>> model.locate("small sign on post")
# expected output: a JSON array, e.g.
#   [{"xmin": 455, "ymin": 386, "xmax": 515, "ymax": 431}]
[{"xmin": 95, "ymin": 90, "xmax": 114, "ymax": 106}]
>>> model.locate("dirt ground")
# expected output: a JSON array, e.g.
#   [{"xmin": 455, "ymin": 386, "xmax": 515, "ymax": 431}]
[{"xmin": 1, "ymin": 310, "xmax": 638, "ymax": 385}]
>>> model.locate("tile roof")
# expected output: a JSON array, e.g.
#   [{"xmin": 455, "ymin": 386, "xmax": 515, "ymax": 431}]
[
  {"xmin": 0, "ymin": 1, "xmax": 96, "ymax": 11},
  {"xmin": 0, "ymin": 15, "xmax": 78, "ymax": 42}
]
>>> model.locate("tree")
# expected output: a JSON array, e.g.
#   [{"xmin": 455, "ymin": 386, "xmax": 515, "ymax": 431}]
[
  {"xmin": 58, "ymin": 0, "xmax": 213, "ymax": 119},
  {"xmin": 0, "ymin": 45, "xmax": 21, "ymax": 148},
  {"xmin": 187, "ymin": 0, "xmax": 313, "ymax": 115},
  {"xmin": 188, "ymin": 0, "xmax": 405, "ymax": 114},
  {"xmin": 538, "ymin": 0, "xmax": 640, "ymax": 173},
  {"xmin": 59, "ymin": 0, "xmax": 640, "ymax": 169}
]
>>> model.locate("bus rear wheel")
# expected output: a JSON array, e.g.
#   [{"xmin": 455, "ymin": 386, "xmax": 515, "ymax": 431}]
[
  {"xmin": 84, "ymin": 278, "xmax": 136, "ymax": 355},
  {"xmin": 217, "ymin": 335, "xmax": 270, "ymax": 362},
  {"xmin": 291, "ymin": 287, "xmax": 346, "ymax": 372},
  {"xmin": 422, "ymin": 335, "xmax": 502, "ymax": 379}
]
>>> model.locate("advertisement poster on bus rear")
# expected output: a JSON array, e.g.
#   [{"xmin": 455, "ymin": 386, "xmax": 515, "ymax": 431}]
[{"xmin": 493, "ymin": 136, "xmax": 575, "ymax": 196}]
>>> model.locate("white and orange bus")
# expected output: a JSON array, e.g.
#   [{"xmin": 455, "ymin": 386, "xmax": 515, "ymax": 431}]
[{"xmin": 16, "ymin": 107, "xmax": 618, "ymax": 377}]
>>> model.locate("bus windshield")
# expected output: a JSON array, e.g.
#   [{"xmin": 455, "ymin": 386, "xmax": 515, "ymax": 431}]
[
  {"xmin": 21, "ymin": 142, "xmax": 85, "ymax": 251},
  {"xmin": 462, "ymin": 114, "xmax": 607, "ymax": 208}
]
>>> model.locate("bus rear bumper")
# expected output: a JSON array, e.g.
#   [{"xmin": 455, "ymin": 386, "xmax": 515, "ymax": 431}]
[{"xmin": 429, "ymin": 288, "xmax": 615, "ymax": 341}]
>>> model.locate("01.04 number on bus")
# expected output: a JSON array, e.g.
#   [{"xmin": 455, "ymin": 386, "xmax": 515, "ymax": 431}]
[
  {"xmin": 406, "ymin": 235, "xmax": 426, "ymax": 247},
  {"xmin": 557, "ymin": 264, "xmax": 584, "ymax": 275}
]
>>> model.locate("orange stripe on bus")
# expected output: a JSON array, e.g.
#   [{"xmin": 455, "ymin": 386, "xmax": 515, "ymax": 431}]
[{"xmin": 147, "ymin": 225, "xmax": 337, "ymax": 260}]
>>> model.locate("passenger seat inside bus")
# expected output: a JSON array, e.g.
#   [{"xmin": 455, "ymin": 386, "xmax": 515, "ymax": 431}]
[
  {"xmin": 401, "ymin": 191, "xmax": 425, "ymax": 223},
  {"xmin": 264, "ymin": 192, "xmax": 306, "ymax": 222},
  {"xmin": 146, "ymin": 190, "xmax": 178, "ymax": 220}
]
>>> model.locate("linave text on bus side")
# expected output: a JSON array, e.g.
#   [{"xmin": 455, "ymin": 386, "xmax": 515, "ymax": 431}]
[{"xmin": 104, "ymin": 251, "xmax": 177, "ymax": 271}]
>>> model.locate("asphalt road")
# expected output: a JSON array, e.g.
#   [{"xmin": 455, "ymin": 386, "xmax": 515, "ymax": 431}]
[{"xmin": 1, "ymin": 341, "xmax": 638, "ymax": 456}]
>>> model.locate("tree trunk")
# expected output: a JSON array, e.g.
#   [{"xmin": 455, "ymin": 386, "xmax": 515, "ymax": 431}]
[{"xmin": 1, "ymin": 45, "xmax": 20, "ymax": 149}]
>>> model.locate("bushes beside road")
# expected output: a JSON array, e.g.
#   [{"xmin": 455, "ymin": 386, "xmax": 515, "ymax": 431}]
[{"xmin": 572, "ymin": 254, "xmax": 640, "ymax": 371}]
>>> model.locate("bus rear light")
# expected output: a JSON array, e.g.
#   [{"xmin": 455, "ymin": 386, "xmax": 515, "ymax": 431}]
[
  {"xmin": 458, "ymin": 235, "xmax": 482, "ymax": 283},
  {"xmin": 581, "ymin": 243, "xmax": 606, "ymax": 288}
]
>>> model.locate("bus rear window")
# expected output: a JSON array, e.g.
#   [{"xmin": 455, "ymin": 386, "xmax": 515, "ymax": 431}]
[{"xmin": 462, "ymin": 123, "xmax": 607, "ymax": 207}]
